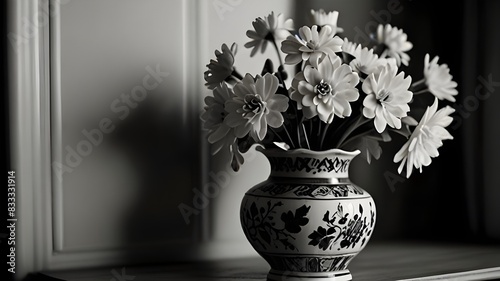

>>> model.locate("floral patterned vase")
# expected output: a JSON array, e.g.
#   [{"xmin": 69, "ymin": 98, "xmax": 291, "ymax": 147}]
[{"xmin": 240, "ymin": 148, "xmax": 376, "ymax": 281}]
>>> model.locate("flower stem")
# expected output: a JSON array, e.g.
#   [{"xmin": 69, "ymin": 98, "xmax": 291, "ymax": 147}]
[
  {"xmin": 319, "ymin": 123, "xmax": 330, "ymax": 150},
  {"xmin": 301, "ymin": 122, "xmax": 311, "ymax": 150},
  {"xmin": 410, "ymin": 78, "xmax": 426, "ymax": 89},
  {"xmin": 335, "ymin": 115, "xmax": 370, "ymax": 148},
  {"xmin": 317, "ymin": 119, "xmax": 322, "ymax": 137},
  {"xmin": 282, "ymin": 125, "xmax": 296, "ymax": 149},
  {"xmin": 271, "ymin": 39, "xmax": 284, "ymax": 67},
  {"xmin": 269, "ymin": 126, "xmax": 285, "ymax": 143},
  {"xmin": 296, "ymin": 118, "xmax": 302, "ymax": 148},
  {"xmin": 413, "ymin": 89, "xmax": 430, "ymax": 95}
]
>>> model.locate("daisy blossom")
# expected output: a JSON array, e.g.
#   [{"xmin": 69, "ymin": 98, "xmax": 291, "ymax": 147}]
[
  {"xmin": 394, "ymin": 98, "xmax": 454, "ymax": 177},
  {"xmin": 423, "ymin": 54, "xmax": 458, "ymax": 102},
  {"xmin": 201, "ymin": 83, "xmax": 237, "ymax": 156},
  {"xmin": 290, "ymin": 56, "xmax": 359, "ymax": 123},
  {"xmin": 342, "ymin": 38, "xmax": 358, "ymax": 57},
  {"xmin": 362, "ymin": 63, "xmax": 413, "ymax": 133},
  {"xmin": 309, "ymin": 9, "xmax": 344, "ymax": 35},
  {"xmin": 376, "ymin": 24, "xmax": 413, "ymax": 66},
  {"xmin": 245, "ymin": 12, "xmax": 294, "ymax": 57},
  {"xmin": 204, "ymin": 43, "xmax": 237, "ymax": 90},
  {"xmin": 281, "ymin": 25, "xmax": 343, "ymax": 67},
  {"xmin": 369, "ymin": 57, "xmax": 398, "ymax": 77},
  {"xmin": 349, "ymin": 45, "xmax": 384, "ymax": 78},
  {"xmin": 225, "ymin": 73, "xmax": 289, "ymax": 141}
]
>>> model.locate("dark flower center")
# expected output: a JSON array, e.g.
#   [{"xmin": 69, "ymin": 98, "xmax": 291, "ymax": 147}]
[
  {"xmin": 314, "ymin": 80, "xmax": 333, "ymax": 96},
  {"xmin": 243, "ymin": 95, "xmax": 264, "ymax": 114}
]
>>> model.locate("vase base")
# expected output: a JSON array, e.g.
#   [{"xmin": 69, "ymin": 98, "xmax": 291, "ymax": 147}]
[{"xmin": 267, "ymin": 269, "xmax": 352, "ymax": 281}]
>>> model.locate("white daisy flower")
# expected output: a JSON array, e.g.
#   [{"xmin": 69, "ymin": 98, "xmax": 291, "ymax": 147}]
[
  {"xmin": 225, "ymin": 73, "xmax": 289, "ymax": 141},
  {"xmin": 201, "ymin": 83, "xmax": 237, "ymax": 155},
  {"xmin": 368, "ymin": 57, "xmax": 398, "ymax": 78},
  {"xmin": 341, "ymin": 38, "xmax": 358, "ymax": 57},
  {"xmin": 394, "ymin": 98, "xmax": 455, "ymax": 178},
  {"xmin": 204, "ymin": 43, "xmax": 237, "ymax": 90},
  {"xmin": 423, "ymin": 54, "xmax": 458, "ymax": 102},
  {"xmin": 244, "ymin": 12, "xmax": 294, "ymax": 57},
  {"xmin": 362, "ymin": 63, "xmax": 413, "ymax": 133},
  {"xmin": 290, "ymin": 56, "xmax": 359, "ymax": 123},
  {"xmin": 281, "ymin": 25, "xmax": 343, "ymax": 67},
  {"xmin": 376, "ymin": 24, "xmax": 413, "ymax": 66},
  {"xmin": 309, "ymin": 9, "xmax": 344, "ymax": 35},
  {"xmin": 349, "ymin": 45, "xmax": 384, "ymax": 78}
]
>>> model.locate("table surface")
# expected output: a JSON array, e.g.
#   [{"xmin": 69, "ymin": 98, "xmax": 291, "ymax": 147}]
[{"xmin": 38, "ymin": 240, "xmax": 500, "ymax": 281}]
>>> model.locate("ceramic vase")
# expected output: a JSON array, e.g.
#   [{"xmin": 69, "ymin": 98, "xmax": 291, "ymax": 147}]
[{"xmin": 240, "ymin": 148, "xmax": 376, "ymax": 281}]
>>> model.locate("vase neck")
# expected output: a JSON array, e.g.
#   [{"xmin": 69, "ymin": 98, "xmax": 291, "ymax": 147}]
[{"xmin": 262, "ymin": 149, "xmax": 358, "ymax": 181}]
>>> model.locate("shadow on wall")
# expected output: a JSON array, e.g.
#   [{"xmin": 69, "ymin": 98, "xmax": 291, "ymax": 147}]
[{"xmin": 105, "ymin": 76, "xmax": 202, "ymax": 263}]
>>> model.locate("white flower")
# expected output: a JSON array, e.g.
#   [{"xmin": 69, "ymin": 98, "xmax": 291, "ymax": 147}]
[
  {"xmin": 290, "ymin": 56, "xmax": 359, "ymax": 123},
  {"xmin": 225, "ymin": 73, "xmax": 289, "ymax": 141},
  {"xmin": 362, "ymin": 63, "xmax": 413, "ymax": 133},
  {"xmin": 204, "ymin": 43, "xmax": 237, "ymax": 90},
  {"xmin": 309, "ymin": 9, "xmax": 344, "ymax": 35},
  {"xmin": 341, "ymin": 38, "xmax": 358, "ymax": 57},
  {"xmin": 201, "ymin": 83, "xmax": 237, "ymax": 155},
  {"xmin": 349, "ymin": 45, "xmax": 384, "ymax": 78},
  {"xmin": 244, "ymin": 12, "xmax": 294, "ymax": 57},
  {"xmin": 369, "ymin": 57, "xmax": 398, "ymax": 77},
  {"xmin": 423, "ymin": 54, "xmax": 458, "ymax": 102},
  {"xmin": 394, "ymin": 98, "xmax": 454, "ymax": 178},
  {"xmin": 376, "ymin": 24, "xmax": 413, "ymax": 66},
  {"xmin": 281, "ymin": 25, "xmax": 343, "ymax": 67}
]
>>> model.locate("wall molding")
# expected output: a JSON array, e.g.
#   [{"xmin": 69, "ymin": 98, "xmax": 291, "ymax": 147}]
[{"xmin": 8, "ymin": 0, "xmax": 52, "ymax": 277}]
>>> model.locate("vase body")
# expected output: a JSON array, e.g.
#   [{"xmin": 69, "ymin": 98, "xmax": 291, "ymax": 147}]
[{"xmin": 240, "ymin": 148, "xmax": 376, "ymax": 281}]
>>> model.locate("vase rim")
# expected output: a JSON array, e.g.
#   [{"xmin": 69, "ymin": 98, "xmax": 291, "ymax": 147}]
[{"xmin": 257, "ymin": 146, "xmax": 361, "ymax": 157}]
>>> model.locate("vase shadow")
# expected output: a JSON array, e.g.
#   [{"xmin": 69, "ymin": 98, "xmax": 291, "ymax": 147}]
[{"xmin": 104, "ymin": 84, "xmax": 204, "ymax": 273}]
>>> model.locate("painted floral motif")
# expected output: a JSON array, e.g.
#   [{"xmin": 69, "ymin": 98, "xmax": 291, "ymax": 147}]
[
  {"xmin": 241, "ymin": 201, "xmax": 310, "ymax": 251},
  {"xmin": 263, "ymin": 254, "xmax": 356, "ymax": 272},
  {"xmin": 259, "ymin": 183, "xmax": 364, "ymax": 198},
  {"xmin": 308, "ymin": 203, "xmax": 374, "ymax": 251},
  {"xmin": 267, "ymin": 155, "xmax": 351, "ymax": 174},
  {"xmin": 293, "ymin": 184, "xmax": 364, "ymax": 197}
]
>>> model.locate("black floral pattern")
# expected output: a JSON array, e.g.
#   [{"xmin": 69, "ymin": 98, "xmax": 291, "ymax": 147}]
[
  {"xmin": 308, "ymin": 203, "xmax": 374, "ymax": 251},
  {"xmin": 262, "ymin": 254, "xmax": 356, "ymax": 272},
  {"xmin": 267, "ymin": 155, "xmax": 351, "ymax": 174},
  {"xmin": 259, "ymin": 183, "xmax": 364, "ymax": 198},
  {"xmin": 241, "ymin": 201, "xmax": 310, "ymax": 251},
  {"xmin": 280, "ymin": 204, "xmax": 310, "ymax": 233}
]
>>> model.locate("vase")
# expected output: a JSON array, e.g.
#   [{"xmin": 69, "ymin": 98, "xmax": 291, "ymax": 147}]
[{"xmin": 240, "ymin": 148, "xmax": 376, "ymax": 281}]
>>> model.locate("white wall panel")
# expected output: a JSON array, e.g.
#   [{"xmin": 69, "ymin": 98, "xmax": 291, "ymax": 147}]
[{"xmin": 53, "ymin": 0, "xmax": 197, "ymax": 252}]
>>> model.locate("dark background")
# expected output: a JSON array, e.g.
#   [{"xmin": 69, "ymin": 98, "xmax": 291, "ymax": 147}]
[{"xmin": 372, "ymin": 0, "xmax": 499, "ymax": 243}]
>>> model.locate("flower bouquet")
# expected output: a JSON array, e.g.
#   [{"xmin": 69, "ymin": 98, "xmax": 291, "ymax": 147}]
[
  {"xmin": 201, "ymin": 9, "xmax": 458, "ymax": 280},
  {"xmin": 201, "ymin": 10, "xmax": 457, "ymax": 178}
]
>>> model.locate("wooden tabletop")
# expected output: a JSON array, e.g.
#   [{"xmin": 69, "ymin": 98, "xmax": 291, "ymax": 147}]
[{"xmin": 38, "ymin": 240, "xmax": 500, "ymax": 281}]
